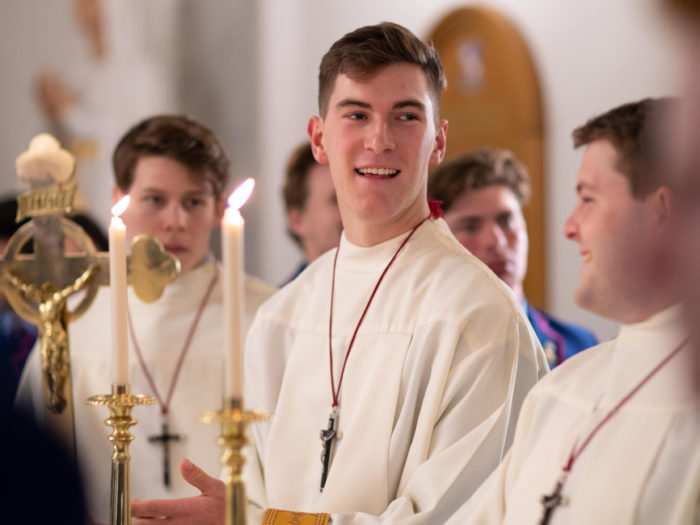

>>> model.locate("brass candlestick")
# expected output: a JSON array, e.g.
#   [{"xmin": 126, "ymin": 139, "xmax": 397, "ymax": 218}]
[
  {"xmin": 87, "ymin": 384, "xmax": 156, "ymax": 525},
  {"xmin": 202, "ymin": 398, "xmax": 268, "ymax": 525}
]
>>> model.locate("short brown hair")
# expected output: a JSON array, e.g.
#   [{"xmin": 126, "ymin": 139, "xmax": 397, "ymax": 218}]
[
  {"xmin": 282, "ymin": 142, "xmax": 318, "ymax": 247},
  {"xmin": 572, "ymin": 97, "xmax": 677, "ymax": 198},
  {"xmin": 428, "ymin": 149, "xmax": 531, "ymax": 212},
  {"xmin": 112, "ymin": 115, "xmax": 230, "ymax": 200},
  {"xmin": 318, "ymin": 22, "xmax": 445, "ymax": 119},
  {"xmin": 666, "ymin": 0, "xmax": 700, "ymax": 18}
]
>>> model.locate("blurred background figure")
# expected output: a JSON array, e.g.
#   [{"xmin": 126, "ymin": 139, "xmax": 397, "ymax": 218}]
[
  {"xmin": 36, "ymin": 0, "xmax": 180, "ymax": 230},
  {"xmin": 429, "ymin": 149, "xmax": 598, "ymax": 368},
  {"xmin": 282, "ymin": 142, "xmax": 342, "ymax": 284}
]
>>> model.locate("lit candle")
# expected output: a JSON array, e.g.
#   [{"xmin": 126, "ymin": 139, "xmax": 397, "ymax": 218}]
[
  {"xmin": 110, "ymin": 195, "xmax": 130, "ymax": 385},
  {"xmin": 222, "ymin": 178, "xmax": 255, "ymax": 398}
]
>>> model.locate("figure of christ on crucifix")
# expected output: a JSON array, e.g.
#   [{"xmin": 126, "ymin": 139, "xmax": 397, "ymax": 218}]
[
  {"xmin": 319, "ymin": 407, "xmax": 341, "ymax": 492},
  {"xmin": 3, "ymin": 263, "xmax": 98, "ymax": 413}
]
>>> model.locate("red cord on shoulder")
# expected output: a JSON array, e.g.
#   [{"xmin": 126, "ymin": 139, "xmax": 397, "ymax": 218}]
[{"xmin": 428, "ymin": 199, "xmax": 444, "ymax": 219}]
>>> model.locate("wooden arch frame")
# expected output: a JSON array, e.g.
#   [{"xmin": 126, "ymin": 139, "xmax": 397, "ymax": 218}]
[{"xmin": 428, "ymin": 6, "xmax": 547, "ymax": 308}]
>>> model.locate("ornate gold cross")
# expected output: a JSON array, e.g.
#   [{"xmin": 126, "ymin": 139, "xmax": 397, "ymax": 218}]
[{"xmin": 0, "ymin": 134, "xmax": 179, "ymax": 451}]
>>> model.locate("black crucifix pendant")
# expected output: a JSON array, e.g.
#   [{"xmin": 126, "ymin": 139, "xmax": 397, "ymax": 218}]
[
  {"xmin": 319, "ymin": 407, "xmax": 342, "ymax": 492},
  {"xmin": 539, "ymin": 472, "xmax": 569, "ymax": 525},
  {"xmin": 148, "ymin": 419, "xmax": 182, "ymax": 488}
]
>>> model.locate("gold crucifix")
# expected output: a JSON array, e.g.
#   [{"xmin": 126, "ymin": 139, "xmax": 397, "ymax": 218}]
[{"xmin": 0, "ymin": 134, "xmax": 179, "ymax": 452}]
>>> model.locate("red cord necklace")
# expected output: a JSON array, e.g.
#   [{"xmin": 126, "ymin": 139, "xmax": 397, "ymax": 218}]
[
  {"xmin": 319, "ymin": 207, "xmax": 439, "ymax": 491},
  {"xmin": 127, "ymin": 266, "xmax": 219, "ymax": 487},
  {"xmin": 539, "ymin": 334, "xmax": 690, "ymax": 525}
]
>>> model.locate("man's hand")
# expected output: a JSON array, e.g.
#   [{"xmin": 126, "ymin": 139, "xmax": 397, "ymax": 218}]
[{"xmin": 132, "ymin": 459, "xmax": 225, "ymax": 524}]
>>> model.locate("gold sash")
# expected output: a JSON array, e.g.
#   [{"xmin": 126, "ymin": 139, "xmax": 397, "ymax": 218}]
[{"xmin": 263, "ymin": 508, "xmax": 330, "ymax": 525}]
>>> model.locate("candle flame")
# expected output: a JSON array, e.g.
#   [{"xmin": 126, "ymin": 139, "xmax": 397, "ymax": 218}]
[
  {"xmin": 227, "ymin": 178, "xmax": 255, "ymax": 210},
  {"xmin": 111, "ymin": 195, "xmax": 131, "ymax": 217}
]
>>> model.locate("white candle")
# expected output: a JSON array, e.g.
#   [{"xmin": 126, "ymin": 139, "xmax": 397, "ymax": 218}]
[
  {"xmin": 110, "ymin": 195, "xmax": 130, "ymax": 385},
  {"xmin": 222, "ymin": 178, "xmax": 255, "ymax": 398}
]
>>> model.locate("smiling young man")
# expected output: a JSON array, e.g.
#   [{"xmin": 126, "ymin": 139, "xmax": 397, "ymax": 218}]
[
  {"xmin": 131, "ymin": 23, "xmax": 546, "ymax": 525},
  {"xmin": 429, "ymin": 149, "xmax": 598, "ymax": 368},
  {"xmin": 16, "ymin": 115, "xmax": 276, "ymax": 524},
  {"xmin": 445, "ymin": 97, "xmax": 700, "ymax": 525}
]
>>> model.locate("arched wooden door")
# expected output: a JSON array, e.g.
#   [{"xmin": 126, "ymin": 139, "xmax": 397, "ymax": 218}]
[{"xmin": 428, "ymin": 7, "xmax": 547, "ymax": 309}]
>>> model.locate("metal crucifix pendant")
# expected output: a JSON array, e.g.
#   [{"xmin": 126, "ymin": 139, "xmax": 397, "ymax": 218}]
[
  {"xmin": 539, "ymin": 472, "xmax": 569, "ymax": 525},
  {"xmin": 319, "ymin": 407, "xmax": 342, "ymax": 492},
  {"xmin": 148, "ymin": 418, "xmax": 182, "ymax": 488}
]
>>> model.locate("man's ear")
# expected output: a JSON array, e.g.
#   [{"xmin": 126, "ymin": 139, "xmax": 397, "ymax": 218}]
[
  {"xmin": 214, "ymin": 195, "xmax": 226, "ymax": 224},
  {"xmin": 652, "ymin": 186, "xmax": 673, "ymax": 226},
  {"xmin": 112, "ymin": 185, "xmax": 125, "ymax": 205},
  {"xmin": 430, "ymin": 119, "xmax": 448, "ymax": 166},
  {"xmin": 308, "ymin": 116, "xmax": 329, "ymax": 164},
  {"xmin": 287, "ymin": 208, "xmax": 304, "ymax": 237}
]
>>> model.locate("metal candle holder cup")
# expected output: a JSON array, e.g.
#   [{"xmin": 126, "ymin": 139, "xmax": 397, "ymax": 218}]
[
  {"xmin": 87, "ymin": 384, "xmax": 156, "ymax": 525},
  {"xmin": 201, "ymin": 397, "xmax": 268, "ymax": 525}
]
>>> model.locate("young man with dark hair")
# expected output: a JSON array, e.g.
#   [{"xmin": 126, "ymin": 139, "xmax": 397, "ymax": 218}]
[
  {"xmin": 282, "ymin": 142, "xmax": 342, "ymax": 282},
  {"xmin": 446, "ymin": 97, "xmax": 700, "ymax": 524},
  {"xmin": 429, "ymin": 149, "xmax": 598, "ymax": 368},
  {"xmin": 16, "ymin": 115, "xmax": 275, "ymax": 524},
  {"xmin": 132, "ymin": 23, "xmax": 546, "ymax": 525},
  {"xmin": 111, "ymin": 115, "xmax": 231, "ymax": 274}
]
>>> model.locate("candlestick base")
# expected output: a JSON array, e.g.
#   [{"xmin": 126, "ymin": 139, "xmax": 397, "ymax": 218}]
[
  {"xmin": 87, "ymin": 384, "xmax": 156, "ymax": 525},
  {"xmin": 201, "ymin": 397, "xmax": 268, "ymax": 525}
]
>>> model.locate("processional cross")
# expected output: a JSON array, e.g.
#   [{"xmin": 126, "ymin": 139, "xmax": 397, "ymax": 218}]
[
  {"xmin": 0, "ymin": 134, "xmax": 179, "ymax": 451},
  {"xmin": 148, "ymin": 419, "xmax": 182, "ymax": 488},
  {"xmin": 539, "ymin": 473, "xmax": 569, "ymax": 525}
]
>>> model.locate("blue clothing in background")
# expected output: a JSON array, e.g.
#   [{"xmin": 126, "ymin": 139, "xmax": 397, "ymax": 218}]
[
  {"xmin": 0, "ymin": 307, "xmax": 37, "ymax": 411},
  {"xmin": 281, "ymin": 261, "xmax": 308, "ymax": 287},
  {"xmin": 525, "ymin": 300, "xmax": 598, "ymax": 368}
]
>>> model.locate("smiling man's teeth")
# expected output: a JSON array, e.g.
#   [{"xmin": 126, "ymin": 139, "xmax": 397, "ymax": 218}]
[
  {"xmin": 357, "ymin": 168, "xmax": 398, "ymax": 176},
  {"xmin": 582, "ymin": 253, "xmax": 592, "ymax": 263}
]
